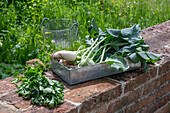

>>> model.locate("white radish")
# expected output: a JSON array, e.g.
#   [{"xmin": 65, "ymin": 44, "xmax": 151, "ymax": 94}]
[{"xmin": 53, "ymin": 50, "xmax": 77, "ymax": 61}]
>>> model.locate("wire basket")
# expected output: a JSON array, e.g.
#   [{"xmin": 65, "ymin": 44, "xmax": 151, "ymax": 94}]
[{"xmin": 40, "ymin": 18, "xmax": 79, "ymax": 48}]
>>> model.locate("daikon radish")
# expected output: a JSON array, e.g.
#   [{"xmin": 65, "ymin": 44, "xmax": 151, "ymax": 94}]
[{"xmin": 53, "ymin": 50, "xmax": 77, "ymax": 61}]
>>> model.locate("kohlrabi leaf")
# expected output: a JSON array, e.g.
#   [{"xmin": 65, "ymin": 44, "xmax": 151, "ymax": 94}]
[
  {"xmin": 104, "ymin": 56, "xmax": 129, "ymax": 71},
  {"xmin": 121, "ymin": 26, "xmax": 133, "ymax": 37},
  {"xmin": 121, "ymin": 24, "xmax": 141, "ymax": 43},
  {"xmin": 146, "ymin": 52, "xmax": 161, "ymax": 60},
  {"xmin": 88, "ymin": 18, "xmax": 99, "ymax": 34},
  {"xmin": 99, "ymin": 28, "xmax": 106, "ymax": 36},
  {"xmin": 141, "ymin": 58, "xmax": 149, "ymax": 72},
  {"xmin": 106, "ymin": 29, "xmax": 120, "ymax": 38},
  {"xmin": 91, "ymin": 18, "xmax": 99, "ymax": 33},
  {"xmin": 140, "ymin": 44, "xmax": 149, "ymax": 49},
  {"xmin": 85, "ymin": 36, "xmax": 95, "ymax": 45},
  {"xmin": 79, "ymin": 20, "xmax": 161, "ymax": 72},
  {"xmin": 121, "ymin": 24, "xmax": 141, "ymax": 37},
  {"xmin": 137, "ymin": 52, "xmax": 150, "ymax": 60},
  {"xmin": 129, "ymin": 53, "xmax": 140, "ymax": 63},
  {"xmin": 119, "ymin": 43, "xmax": 139, "ymax": 54},
  {"xmin": 111, "ymin": 39, "xmax": 129, "ymax": 46}
]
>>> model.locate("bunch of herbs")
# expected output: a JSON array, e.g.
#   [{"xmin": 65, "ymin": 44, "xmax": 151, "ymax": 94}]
[{"xmin": 12, "ymin": 62, "xmax": 64, "ymax": 108}]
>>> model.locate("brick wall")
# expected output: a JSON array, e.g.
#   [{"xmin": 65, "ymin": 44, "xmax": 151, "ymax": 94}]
[
  {"xmin": 0, "ymin": 21, "xmax": 170, "ymax": 113},
  {"xmin": 97, "ymin": 63, "xmax": 170, "ymax": 113}
]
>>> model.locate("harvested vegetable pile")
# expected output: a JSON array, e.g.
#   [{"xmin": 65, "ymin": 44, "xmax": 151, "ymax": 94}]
[
  {"xmin": 53, "ymin": 18, "xmax": 161, "ymax": 71},
  {"xmin": 12, "ymin": 63, "xmax": 64, "ymax": 108}
]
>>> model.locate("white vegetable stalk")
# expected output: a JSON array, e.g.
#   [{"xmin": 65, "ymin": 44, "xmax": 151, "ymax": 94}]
[{"xmin": 53, "ymin": 50, "xmax": 77, "ymax": 61}]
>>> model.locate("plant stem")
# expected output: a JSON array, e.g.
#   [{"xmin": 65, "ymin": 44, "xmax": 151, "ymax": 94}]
[
  {"xmin": 91, "ymin": 42, "xmax": 113, "ymax": 60},
  {"xmin": 100, "ymin": 46, "xmax": 106, "ymax": 63},
  {"xmin": 86, "ymin": 37, "xmax": 107, "ymax": 60},
  {"xmin": 95, "ymin": 47, "xmax": 111, "ymax": 63},
  {"xmin": 91, "ymin": 45, "xmax": 105, "ymax": 60},
  {"xmin": 81, "ymin": 38, "xmax": 98, "ymax": 59}
]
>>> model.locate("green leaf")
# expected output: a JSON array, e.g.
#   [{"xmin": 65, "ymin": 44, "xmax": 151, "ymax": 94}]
[
  {"xmin": 39, "ymin": 86, "xmax": 44, "ymax": 91},
  {"xmin": 146, "ymin": 52, "xmax": 161, "ymax": 60},
  {"xmin": 85, "ymin": 37, "xmax": 95, "ymax": 45},
  {"xmin": 49, "ymin": 97, "xmax": 55, "ymax": 107},
  {"xmin": 110, "ymin": 63, "xmax": 120, "ymax": 70},
  {"xmin": 12, "ymin": 64, "xmax": 64, "ymax": 108},
  {"xmin": 129, "ymin": 53, "xmax": 140, "ymax": 63},
  {"xmin": 121, "ymin": 27, "xmax": 133, "ymax": 37},
  {"xmin": 43, "ymin": 88, "xmax": 53, "ymax": 93},
  {"xmin": 121, "ymin": 24, "xmax": 141, "ymax": 42},
  {"xmin": 141, "ymin": 59, "xmax": 149, "ymax": 72},
  {"xmin": 45, "ymin": 77, "xmax": 54, "ymax": 86},
  {"xmin": 119, "ymin": 44, "xmax": 139, "ymax": 54},
  {"xmin": 25, "ymin": 70, "xmax": 37, "ymax": 77},
  {"xmin": 99, "ymin": 28, "xmax": 106, "ymax": 36},
  {"xmin": 89, "ymin": 29, "xmax": 98, "ymax": 38},
  {"xmin": 140, "ymin": 44, "xmax": 149, "ymax": 48},
  {"xmin": 137, "ymin": 52, "xmax": 150, "ymax": 60},
  {"xmin": 105, "ymin": 57, "xmax": 129, "ymax": 71},
  {"xmin": 107, "ymin": 29, "xmax": 120, "ymax": 38},
  {"xmin": 12, "ymin": 64, "xmax": 23, "ymax": 69},
  {"xmin": 91, "ymin": 18, "xmax": 99, "ymax": 33}
]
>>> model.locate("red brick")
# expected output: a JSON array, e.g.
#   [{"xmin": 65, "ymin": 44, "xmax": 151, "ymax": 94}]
[
  {"xmin": 24, "ymin": 101, "xmax": 77, "ymax": 113},
  {"xmin": 109, "ymin": 68, "xmax": 145, "ymax": 83},
  {"xmin": 0, "ymin": 77, "xmax": 17, "ymax": 94},
  {"xmin": 107, "ymin": 87, "xmax": 143, "ymax": 113},
  {"xmin": 65, "ymin": 78, "xmax": 121, "ymax": 102},
  {"xmin": 96, "ymin": 107, "xmax": 106, "ymax": 113},
  {"xmin": 143, "ymin": 72, "xmax": 170, "ymax": 95},
  {"xmin": 141, "ymin": 20, "xmax": 170, "ymax": 51},
  {"xmin": 26, "ymin": 59, "xmax": 45, "ymax": 67},
  {"xmin": 124, "ymin": 65, "xmax": 157, "ymax": 93},
  {"xmin": 64, "ymin": 78, "xmax": 122, "ymax": 112},
  {"xmin": 149, "ymin": 48, "xmax": 170, "ymax": 75},
  {"xmin": 141, "ymin": 96, "xmax": 169, "ymax": 113},
  {"xmin": 159, "ymin": 60, "xmax": 170, "ymax": 75},
  {"xmin": 125, "ymin": 83, "xmax": 169, "ymax": 113},
  {"xmin": 0, "ymin": 92, "xmax": 31, "ymax": 109},
  {"xmin": 156, "ymin": 103, "xmax": 170, "ymax": 113}
]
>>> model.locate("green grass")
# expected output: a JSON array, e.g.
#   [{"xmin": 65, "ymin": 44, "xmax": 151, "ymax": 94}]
[{"xmin": 0, "ymin": 0, "xmax": 169, "ymax": 78}]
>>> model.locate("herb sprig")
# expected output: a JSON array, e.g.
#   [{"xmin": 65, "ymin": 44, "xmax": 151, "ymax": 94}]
[{"xmin": 12, "ymin": 63, "xmax": 64, "ymax": 108}]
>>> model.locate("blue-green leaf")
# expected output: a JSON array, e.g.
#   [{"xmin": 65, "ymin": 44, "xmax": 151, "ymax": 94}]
[
  {"xmin": 88, "ymin": 18, "xmax": 99, "ymax": 34},
  {"xmin": 121, "ymin": 24, "xmax": 141, "ymax": 42},
  {"xmin": 137, "ymin": 52, "xmax": 150, "ymax": 60},
  {"xmin": 146, "ymin": 52, "xmax": 161, "ymax": 60},
  {"xmin": 91, "ymin": 18, "xmax": 99, "ymax": 33},
  {"xmin": 129, "ymin": 53, "xmax": 140, "ymax": 63},
  {"xmin": 107, "ymin": 29, "xmax": 120, "ymax": 37},
  {"xmin": 104, "ymin": 57, "xmax": 129, "ymax": 71}
]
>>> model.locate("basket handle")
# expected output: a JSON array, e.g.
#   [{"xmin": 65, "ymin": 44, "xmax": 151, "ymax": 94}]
[
  {"xmin": 40, "ymin": 18, "xmax": 50, "ymax": 28},
  {"xmin": 70, "ymin": 22, "xmax": 79, "ymax": 29}
]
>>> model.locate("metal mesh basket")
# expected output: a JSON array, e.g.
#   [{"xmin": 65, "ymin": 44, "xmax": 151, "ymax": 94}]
[{"xmin": 40, "ymin": 18, "xmax": 79, "ymax": 48}]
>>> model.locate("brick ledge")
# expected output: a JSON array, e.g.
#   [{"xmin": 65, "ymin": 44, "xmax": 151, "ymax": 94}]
[{"xmin": 0, "ymin": 20, "xmax": 170, "ymax": 113}]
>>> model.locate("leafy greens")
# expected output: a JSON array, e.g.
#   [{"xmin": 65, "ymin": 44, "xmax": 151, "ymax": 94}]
[
  {"xmin": 77, "ymin": 19, "xmax": 161, "ymax": 71},
  {"xmin": 12, "ymin": 63, "xmax": 64, "ymax": 108}
]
